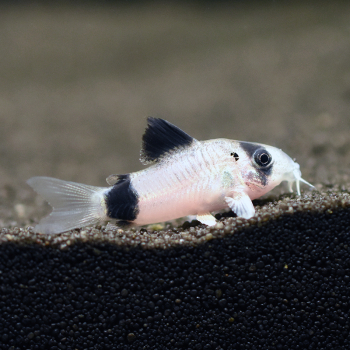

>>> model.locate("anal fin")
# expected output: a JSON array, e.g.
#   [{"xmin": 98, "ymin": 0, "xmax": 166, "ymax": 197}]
[
  {"xmin": 225, "ymin": 193, "xmax": 255, "ymax": 219},
  {"xmin": 196, "ymin": 213, "xmax": 217, "ymax": 226}
]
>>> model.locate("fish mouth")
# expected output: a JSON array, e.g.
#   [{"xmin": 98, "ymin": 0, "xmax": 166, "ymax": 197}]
[{"xmin": 286, "ymin": 163, "xmax": 314, "ymax": 195}]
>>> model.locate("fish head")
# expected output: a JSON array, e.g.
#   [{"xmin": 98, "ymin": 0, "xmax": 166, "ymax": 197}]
[{"xmin": 238, "ymin": 142, "xmax": 314, "ymax": 196}]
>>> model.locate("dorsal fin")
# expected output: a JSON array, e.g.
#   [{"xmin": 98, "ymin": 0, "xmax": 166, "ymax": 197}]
[
  {"xmin": 106, "ymin": 174, "xmax": 129, "ymax": 186},
  {"xmin": 140, "ymin": 117, "xmax": 196, "ymax": 165}
]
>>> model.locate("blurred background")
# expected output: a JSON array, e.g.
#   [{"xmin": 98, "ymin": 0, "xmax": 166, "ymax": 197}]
[{"xmin": 0, "ymin": 0, "xmax": 350, "ymax": 226}]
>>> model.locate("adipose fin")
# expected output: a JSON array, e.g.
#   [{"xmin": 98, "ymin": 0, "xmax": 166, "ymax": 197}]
[{"xmin": 106, "ymin": 174, "xmax": 129, "ymax": 186}]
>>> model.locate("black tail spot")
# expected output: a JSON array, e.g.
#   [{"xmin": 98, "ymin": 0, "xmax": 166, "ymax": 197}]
[{"xmin": 105, "ymin": 175, "xmax": 139, "ymax": 222}]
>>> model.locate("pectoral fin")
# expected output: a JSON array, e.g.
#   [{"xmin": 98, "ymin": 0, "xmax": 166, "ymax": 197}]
[
  {"xmin": 225, "ymin": 193, "xmax": 255, "ymax": 219},
  {"xmin": 196, "ymin": 213, "xmax": 217, "ymax": 226}
]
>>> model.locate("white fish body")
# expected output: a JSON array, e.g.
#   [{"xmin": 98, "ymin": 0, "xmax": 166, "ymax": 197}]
[{"xmin": 27, "ymin": 118, "xmax": 313, "ymax": 234}]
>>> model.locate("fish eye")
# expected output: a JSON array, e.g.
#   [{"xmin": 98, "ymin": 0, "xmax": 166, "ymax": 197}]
[{"xmin": 254, "ymin": 149, "xmax": 272, "ymax": 167}]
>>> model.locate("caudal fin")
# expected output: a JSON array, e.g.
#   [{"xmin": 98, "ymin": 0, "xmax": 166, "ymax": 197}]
[{"xmin": 27, "ymin": 176, "xmax": 108, "ymax": 234}]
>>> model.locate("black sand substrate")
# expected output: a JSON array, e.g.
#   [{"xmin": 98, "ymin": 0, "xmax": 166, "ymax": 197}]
[{"xmin": 1, "ymin": 200, "xmax": 350, "ymax": 350}]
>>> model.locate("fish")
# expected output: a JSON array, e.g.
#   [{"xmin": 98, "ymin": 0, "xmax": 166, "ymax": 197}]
[{"xmin": 27, "ymin": 117, "xmax": 314, "ymax": 234}]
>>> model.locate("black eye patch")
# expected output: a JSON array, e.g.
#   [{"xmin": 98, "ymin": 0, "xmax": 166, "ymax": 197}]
[
  {"xmin": 230, "ymin": 152, "xmax": 239, "ymax": 161},
  {"xmin": 239, "ymin": 142, "xmax": 273, "ymax": 183}
]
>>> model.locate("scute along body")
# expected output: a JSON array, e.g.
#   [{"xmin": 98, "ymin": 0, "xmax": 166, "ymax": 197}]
[
  {"xmin": 132, "ymin": 139, "xmax": 236, "ymax": 225},
  {"xmin": 131, "ymin": 139, "xmax": 272, "ymax": 225}
]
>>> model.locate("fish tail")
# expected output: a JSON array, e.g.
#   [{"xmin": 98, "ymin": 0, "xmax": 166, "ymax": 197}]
[{"xmin": 27, "ymin": 176, "xmax": 108, "ymax": 234}]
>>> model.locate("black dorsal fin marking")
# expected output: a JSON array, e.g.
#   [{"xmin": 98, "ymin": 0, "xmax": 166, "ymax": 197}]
[
  {"xmin": 140, "ymin": 117, "xmax": 196, "ymax": 165},
  {"xmin": 106, "ymin": 174, "xmax": 129, "ymax": 186}
]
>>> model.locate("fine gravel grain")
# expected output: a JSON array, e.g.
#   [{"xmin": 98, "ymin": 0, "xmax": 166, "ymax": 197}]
[
  {"xmin": 0, "ymin": 185, "xmax": 349, "ymax": 249},
  {"xmin": 1, "ymin": 1, "xmax": 350, "ymax": 349}
]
